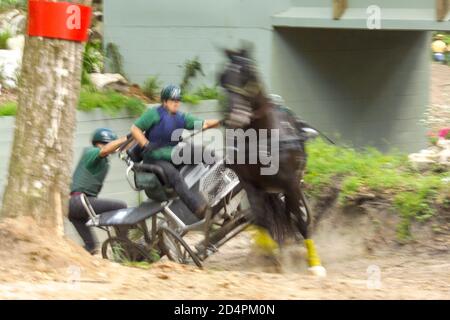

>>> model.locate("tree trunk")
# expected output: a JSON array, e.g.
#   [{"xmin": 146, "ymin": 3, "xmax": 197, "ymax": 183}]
[{"xmin": 1, "ymin": 0, "xmax": 92, "ymax": 235}]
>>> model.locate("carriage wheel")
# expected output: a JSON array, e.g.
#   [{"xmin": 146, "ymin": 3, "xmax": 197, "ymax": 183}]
[
  {"xmin": 278, "ymin": 189, "xmax": 311, "ymax": 227},
  {"xmin": 101, "ymin": 237, "xmax": 151, "ymax": 263},
  {"xmin": 298, "ymin": 189, "xmax": 312, "ymax": 226},
  {"xmin": 158, "ymin": 226, "xmax": 203, "ymax": 268}
]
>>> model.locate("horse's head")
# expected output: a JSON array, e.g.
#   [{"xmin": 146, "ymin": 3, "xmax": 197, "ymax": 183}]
[{"xmin": 219, "ymin": 48, "xmax": 262, "ymax": 128}]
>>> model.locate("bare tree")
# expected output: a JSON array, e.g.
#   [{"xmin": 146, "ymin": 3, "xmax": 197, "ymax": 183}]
[{"xmin": 1, "ymin": 0, "xmax": 92, "ymax": 235}]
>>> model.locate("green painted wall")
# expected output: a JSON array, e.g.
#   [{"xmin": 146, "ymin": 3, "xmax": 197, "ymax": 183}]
[{"xmin": 103, "ymin": 0, "xmax": 293, "ymax": 86}]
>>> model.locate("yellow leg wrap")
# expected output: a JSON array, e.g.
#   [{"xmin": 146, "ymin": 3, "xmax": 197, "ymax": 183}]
[
  {"xmin": 251, "ymin": 226, "xmax": 279, "ymax": 255},
  {"xmin": 304, "ymin": 239, "xmax": 322, "ymax": 267}
]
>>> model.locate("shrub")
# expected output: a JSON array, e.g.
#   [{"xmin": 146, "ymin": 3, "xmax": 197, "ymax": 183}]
[
  {"xmin": 304, "ymin": 138, "xmax": 448, "ymax": 240},
  {"xmin": 194, "ymin": 85, "xmax": 221, "ymax": 100},
  {"xmin": 0, "ymin": 101, "xmax": 17, "ymax": 116},
  {"xmin": 181, "ymin": 86, "xmax": 223, "ymax": 105},
  {"xmin": 142, "ymin": 76, "xmax": 162, "ymax": 101},
  {"xmin": 82, "ymin": 40, "xmax": 104, "ymax": 86},
  {"xmin": 181, "ymin": 93, "xmax": 201, "ymax": 105},
  {"xmin": 78, "ymin": 88, "xmax": 146, "ymax": 116},
  {"xmin": 0, "ymin": 0, "xmax": 26, "ymax": 11},
  {"xmin": 180, "ymin": 57, "xmax": 204, "ymax": 93},
  {"xmin": 1, "ymin": 90, "xmax": 147, "ymax": 118},
  {"xmin": 83, "ymin": 40, "xmax": 104, "ymax": 73},
  {"xmin": 0, "ymin": 30, "xmax": 11, "ymax": 49}
]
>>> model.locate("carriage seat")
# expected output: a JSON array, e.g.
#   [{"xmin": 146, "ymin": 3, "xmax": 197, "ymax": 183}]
[
  {"xmin": 96, "ymin": 200, "xmax": 164, "ymax": 226},
  {"xmin": 126, "ymin": 143, "xmax": 169, "ymax": 185}
]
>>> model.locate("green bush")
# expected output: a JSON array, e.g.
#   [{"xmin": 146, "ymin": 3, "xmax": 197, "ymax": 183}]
[
  {"xmin": 142, "ymin": 76, "xmax": 162, "ymax": 101},
  {"xmin": 78, "ymin": 88, "xmax": 146, "ymax": 116},
  {"xmin": 181, "ymin": 86, "xmax": 223, "ymax": 105},
  {"xmin": 0, "ymin": 30, "xmax": 11, "ymax": 49},
  {"xmin": 181, "ymin": 93, "xmax": 201, "ymax": 105},
  {"xmin": 81, "ymin": 40, "xmax": 105, "ymax": 87},
  {"xmin": 0, "ymin": 91, "xmax": 146, "ymax": 118},
  {"xmin": 304, "ymin": 138, "xmax": 448, "ymax": 240},
  {"xmin": 83, "ymin": 40, "xmax": 104, "ymax": 74},
  {"xmin": 194, "ymin": 86, "xmax": 221, "ymax": 100},
  {"xmin": 178, "ymin": 57, "xmax": 224, "ymax": 104},
  {"xmin": 180, "ymin": 57, "xmax": 204, "ymax": 93},
  {"xmin": 0, "ymin": 101, "xmax": 17, "ymax": 116},
  {"xmin": 0, "ymin": 0, "xmax": 26, "ymax": 11}
]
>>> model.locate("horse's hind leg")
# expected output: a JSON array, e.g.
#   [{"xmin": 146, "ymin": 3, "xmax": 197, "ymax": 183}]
[
  {"xmin": 285, "ymin": 183, "xmax": 326, "ymax": 277},
  {"xmin": 284, "ymin": 183, "xmax": 308, "ymax": 239}
]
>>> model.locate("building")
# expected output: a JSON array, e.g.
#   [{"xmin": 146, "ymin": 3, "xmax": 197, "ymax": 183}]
[{"xmin": 104, "ymin": 0, "xmax": 450, "ymax": 152}]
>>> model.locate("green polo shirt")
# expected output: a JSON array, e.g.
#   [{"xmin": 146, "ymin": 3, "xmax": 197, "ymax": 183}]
[
  {"xmin": 134, "ymin": 107, "xmax": 203, "ymax": 161},
  {"xmin": 70, "ymin": 147, "xmax": 109, "ymax": 196}
]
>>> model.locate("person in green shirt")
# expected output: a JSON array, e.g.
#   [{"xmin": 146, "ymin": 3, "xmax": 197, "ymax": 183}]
[
  {"xmin": 69, "ymin": 128, "xmax": 129, "ymax": 254},
  {"xmin": 130, "ymin": 84, "xmax": 220, "ymax": 218}
]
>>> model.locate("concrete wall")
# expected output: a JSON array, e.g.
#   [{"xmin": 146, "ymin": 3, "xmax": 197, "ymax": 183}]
[
  {"xmin": 275, "ymin": 0, "xmax": 450, "ymax": 30},
  {"xmin": 103, "ymin": 0, "xmax": 291, "ymax": 87},
  {"xmin": 271, "ymin": 28, "xmax": 430, "ymax": 152},
  {"xmin": 0, "ymin": 101, "xmax": 222, "ymax": 243},
  {"xmin": 104, "ymin": 0, "xmax": 446, "ymax": 87}
]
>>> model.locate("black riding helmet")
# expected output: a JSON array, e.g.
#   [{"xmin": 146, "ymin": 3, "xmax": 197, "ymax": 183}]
[{"xmin": 91, "ymin": 128, "xmax": 118, "ymax": 146}]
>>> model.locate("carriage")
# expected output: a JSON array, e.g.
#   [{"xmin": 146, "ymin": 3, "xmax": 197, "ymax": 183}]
[
  {"xmin": 83, "ymin": 136, "xmax": 252, "ymax": 268},
  {"xmin": 82, "ymin": 127, "xmax": 316, "ymax": 268}
]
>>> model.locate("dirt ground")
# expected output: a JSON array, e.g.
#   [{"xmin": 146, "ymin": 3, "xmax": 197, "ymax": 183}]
[
  {"xmin": 431, "ymin": 63, "xmax": 450, "ymax": 106},
  {"xmin": 428, "ymin": 63, "xmax": 450, "ymax": 132},
  {"xmin": 0, "ymin": 205, "xmax": 449, "ymax": 300}
]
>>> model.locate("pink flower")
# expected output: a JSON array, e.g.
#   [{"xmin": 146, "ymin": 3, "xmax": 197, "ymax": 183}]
[{"xmin": 438, "ymin": 128, "xmax": 450, "ymax": 139}]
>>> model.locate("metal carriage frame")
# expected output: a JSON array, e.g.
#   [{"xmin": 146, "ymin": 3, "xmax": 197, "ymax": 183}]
[{"xmin": 84, "ymin": 144, "xmax": 254, "ymax": 268}]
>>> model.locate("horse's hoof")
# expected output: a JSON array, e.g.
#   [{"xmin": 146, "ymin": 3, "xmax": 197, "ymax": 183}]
[{"xmin": 308, "ymin": 266, "xmax": 327, "ymax": 278}]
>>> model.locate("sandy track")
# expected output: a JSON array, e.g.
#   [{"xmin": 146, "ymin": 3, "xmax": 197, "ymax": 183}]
[{"xmin": 0, "ymin": 230, "xmax": 449, "ymax": 300}]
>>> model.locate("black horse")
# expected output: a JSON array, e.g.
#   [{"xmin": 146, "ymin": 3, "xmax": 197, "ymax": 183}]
[{"xmin": 219, "ymin": 48, "xmax": 326, "ymax": 276}]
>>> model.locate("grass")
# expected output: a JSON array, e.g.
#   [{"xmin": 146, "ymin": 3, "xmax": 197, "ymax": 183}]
[
  {"xmin": 0, "ymin": 101, "xmax": 17, "ymax": 116},
  {"xmin": 78, "ymin": 88, "xmax": 146, "ymax": 116},
  {"xmin": 0, "ymin": 89, "xmax": 147, "ymax": 117},
  {"xmin": 304, "ymin": 139, "xmax": 449, "ymax": 240},
  {"xmin": 181, "ymin": 86, "xmax": 222, "ymax": 105},
  {"xmin": 0, "ymin": 30, "xmax": 11, "ymax": 49},
  {"xmin": 194, "ymin": 85, "xmax": 221, "ymax": 100},
  {"xmin": 142, "ymin": 76, "xmax": 162, "ymax": 101},
  {"xmin": 181, "ymin": 93, "xmax": 202, "ymax": 105},
  {"xmin": 0, "ymin": 0, "xmax": 26, "ymax": 12}
]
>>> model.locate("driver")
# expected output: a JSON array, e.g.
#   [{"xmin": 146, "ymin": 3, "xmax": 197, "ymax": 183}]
[
  {"xmin": 130, "ymin": 84, "xmax": 220, "ymax": 218},
  {"xmin": 69, "ymin": 128, "xmax": 129, "ymax": 254}
]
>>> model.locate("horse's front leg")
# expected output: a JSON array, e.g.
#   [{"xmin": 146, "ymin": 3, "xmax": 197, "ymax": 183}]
[
  {"xmin": 285, "ymin": 182, "xmax": 327, "ymax": 277},
  {"xmin": 242, "ymin": 182, "xmax": 279, "ymax": 256}
]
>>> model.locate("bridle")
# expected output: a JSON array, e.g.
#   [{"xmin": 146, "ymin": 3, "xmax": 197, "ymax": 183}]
[{"xmin": 223, "ymin": 62, "xmax": 271, "ymax": 124}]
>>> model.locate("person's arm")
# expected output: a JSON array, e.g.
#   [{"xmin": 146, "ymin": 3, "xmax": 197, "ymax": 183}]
[
  {"xmin": 131, "ymin": 124, "xmax": 149, "ymax": 148},
  {"xmin": 203, "ymin": 119, "xmax": 221, "ymax": 129},
  {"xmin": 131, "ymin": 108, "xmax": 159, "ymax": 148},
  {"xmin": 99, "ymin": 136, "xmax": 128, "ymax": 158},
  {"xmin": 184, "ymin": 112, "xmax": 221, "ymax": 131}
]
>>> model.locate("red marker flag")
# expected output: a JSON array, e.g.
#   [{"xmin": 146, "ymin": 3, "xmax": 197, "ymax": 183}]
[{"xmin": 28, "ymin": 0, "xmax": 92, "ymax": 42}]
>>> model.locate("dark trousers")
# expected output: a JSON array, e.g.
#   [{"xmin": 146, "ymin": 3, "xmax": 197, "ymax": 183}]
[
  {"xmin": 68, "ymin": 195, "xmax": 127, "ymax": 252},
  {"xmin": 145, "ymin": 159, "xmax": 207, "ymax": 216}
]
